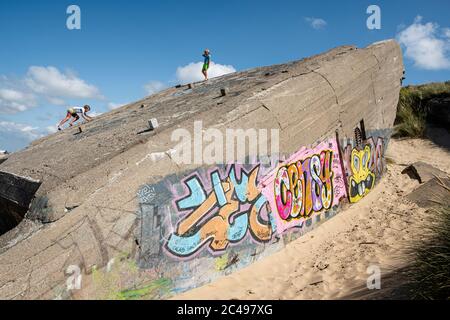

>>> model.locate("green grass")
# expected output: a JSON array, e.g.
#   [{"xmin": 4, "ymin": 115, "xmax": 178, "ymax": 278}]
[
  {"xmin": 401, "ymin": 205, "xmax": 450, "ymax": 300},
  {"xmin": 394, "ymin": 81, "xmax": 450, "ymax": 138},
  {"xmin": 115, "ymin": 278, "xmax": 172, "ymax": 300}
]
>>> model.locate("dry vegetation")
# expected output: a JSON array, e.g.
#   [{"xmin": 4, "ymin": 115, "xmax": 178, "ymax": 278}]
[{"xmin": 394, "ymin": 81, "xmax": 450, "ymax": 138}]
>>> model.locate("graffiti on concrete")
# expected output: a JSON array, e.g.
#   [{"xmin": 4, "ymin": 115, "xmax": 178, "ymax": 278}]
[
  {"xmin": 261, "ymin": 139, "xmax": 346, "ymax": 233},
  {"xmin": 136, "ymin": 133, "xmax": 387, "ymax": 263},
  {"xmin": 366, "ymin": 137, "xmax": 384, "ymax": 177},
  {"xmin": 342, "ymin": 136, "xmax": 384, "ymax": 203},
  {"xmin": 347, "ymin": 145, "xmax": 375, "ymax": 203},
  {"xmin": 274, "ymin": 150, "xmax": 334, "ymax": 219},
  {"xmin": 165, "ymin": 164, "xmax": 274, "ymax": 258}
]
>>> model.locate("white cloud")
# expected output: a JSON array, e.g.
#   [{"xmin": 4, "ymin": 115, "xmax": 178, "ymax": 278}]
[
  {"xmin": 0, "ymin": 88, "xmax": 37, "ymax": 114},
  {"xmin": 89, "ymin": 111, "xmax": 103, "ymax": 117},
  {"xmin": 46, "ymin": 126, "xmax": 58, "ymax": 134},
  {"xmin": 25, "ymin": 66, "xmax": 103, "ymax": 100},
  {"xmin": 0, "ymin": 121, "xmax": 46, "ymax": 151},
  {"xmin": 443, "ymin": 28, "xmax": 450, "ymax": 39},
  {"xmin": 0, "ymin": 66, "xmax": 104, "ymax": 114},
  {"xmin": 176, "ymin": 62, "xmax": 236, "ymax": 84},
  {"xmin": 397, "ymin": 16, "xmax": 450, "ymax": 70},
  {"xmin": 0, "ymin": 121, "xmax": 43, "ymax": 140},
  {"xmin": 107, "ymin": 102, "xmax": 126, "ymax": 110},
  {"xmin": 47, "ymin": 97, "xmax": 66, "ymax": 106},
  {"xmin": 305, "ymin": 17, "xmax": 327, "ymax": 30},
  {"xmin": 144, "ymin": 81, "xmax": 167, "ymax": 95}
]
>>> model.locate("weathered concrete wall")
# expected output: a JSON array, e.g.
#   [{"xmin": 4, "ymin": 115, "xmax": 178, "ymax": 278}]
[
  {"xmin": 0, "ymin": 172, "xmax": 41, "ymax": 235},
  {"xmin": 0, "ymin": 154, "xmax": 7, "ymax": 165},
  {"xmin": 131, "ymin": 127, "xmax": 388, "ymax": 297},
  {"xmin": 0, "ymin": 40, "xmax": 403, "ymax": 299}
]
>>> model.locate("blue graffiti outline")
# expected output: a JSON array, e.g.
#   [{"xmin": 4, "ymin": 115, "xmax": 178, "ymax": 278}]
[{"xmin": 166, "ymin": 164, "xmax": 274, "ymax": 258}]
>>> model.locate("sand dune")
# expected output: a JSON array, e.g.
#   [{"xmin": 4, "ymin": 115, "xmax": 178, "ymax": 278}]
[{"xmin": 173, "ymin": 138, "xmax": 450, "ymax": 300}]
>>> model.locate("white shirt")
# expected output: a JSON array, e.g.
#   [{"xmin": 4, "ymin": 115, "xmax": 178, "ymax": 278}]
[{"xmin": 70, "ymin": 106, "xmax": 86, "ymax": 116}]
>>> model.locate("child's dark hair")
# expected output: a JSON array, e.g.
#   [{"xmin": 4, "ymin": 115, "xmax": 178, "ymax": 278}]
[{"xmin": 84, "ymin": 105, "xmax": 91, "ymax": 111}]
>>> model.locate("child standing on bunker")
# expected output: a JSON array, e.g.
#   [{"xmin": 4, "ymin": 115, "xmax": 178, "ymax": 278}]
[
  {"xmin": 202, "ymin": 49, "xmax": 211, "ymax": 81},
  {"xmin": 58, "ymin": 105, "xmax": 93, "ymax": 130}
]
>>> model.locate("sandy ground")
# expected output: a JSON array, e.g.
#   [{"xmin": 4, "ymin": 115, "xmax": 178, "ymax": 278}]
[{"xmin": 173, "ymin": 138, "xmax": 450, "ymax": 300}]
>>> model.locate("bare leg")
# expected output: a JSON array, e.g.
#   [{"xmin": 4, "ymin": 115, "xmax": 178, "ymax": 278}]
[
  {"xmin": 202, "ymin": 69, "xmax": 208, "ymax": 80},
  {"xmin": 69, "ymin": 115, "xmax": 80, "ymax": 126},
  {"xmin": 58, "ymin": 113, "xmax": 72, "ymax": 128}
]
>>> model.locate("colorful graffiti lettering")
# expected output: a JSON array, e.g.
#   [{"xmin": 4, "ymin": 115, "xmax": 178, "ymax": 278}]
[
  {"xmin": 342, "ymin": 137, "xmax": 384, "ymax": 203},
  {"xmin": 138, "ymin": 132, "xmax": 387, "ymax": 261},
  {"xmin": 367, "ymin": 137, "xmax": 384, "ymax": 176},
  {"xmin": 274, "ymin": 150, "xmax": 334, "ymax": 220},
  {"xmin": 165, "ymin": 165, "xmax": 274, "ymax": 258},
  {"xmin": 261, "ymin": 139, "xmax": 346, "ymax": 233}
]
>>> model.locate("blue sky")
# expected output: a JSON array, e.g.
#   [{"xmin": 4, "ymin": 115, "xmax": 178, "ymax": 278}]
[{"xmin": 0, "ymin": 0, "xmax": 449, "ymax": 151}]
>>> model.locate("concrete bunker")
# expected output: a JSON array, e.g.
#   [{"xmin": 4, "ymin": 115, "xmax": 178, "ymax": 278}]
[
  {"xmin": 0, "ymin": 40, "xmax": 404, "ymax": 299},
  {"xmin": 0, "ymin": 171, "xmax": 41, "ymax": 236}
]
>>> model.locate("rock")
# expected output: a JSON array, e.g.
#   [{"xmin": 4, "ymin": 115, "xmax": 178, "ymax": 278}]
[
  {"xmin": 148, "ymin": 118, "xmax": 159, "ymax": 130},
  {"xmin": 407, "ymin": 177, "xmax": 450, "ymax": 208},
  {"xmin": 0, "ymin": 172, "xmax": 41, "ymax": 235},
  {"xmin": 401, "ymin": 161, "xmax": 448, "ymax": 184},
  {"xmin": 0, "ymin": 155, "xmax": 7, "ymax": 165}
]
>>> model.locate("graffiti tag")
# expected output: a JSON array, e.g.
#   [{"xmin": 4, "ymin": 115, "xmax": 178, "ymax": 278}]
[{"xmin": 165, "ymin": 165, "xmax": 274, "ymax": 258}]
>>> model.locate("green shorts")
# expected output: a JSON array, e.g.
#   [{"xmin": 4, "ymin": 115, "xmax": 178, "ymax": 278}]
[
  {"xmin": 67, "ymin": 108, "xmax": 78, "ymax": 117},
  {"xmin": 202, "ymin": 63, "xmax": 209, "ymax": 71}
]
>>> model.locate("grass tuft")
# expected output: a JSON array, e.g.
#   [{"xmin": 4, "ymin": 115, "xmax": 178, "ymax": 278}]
[
  {"xmin": 401, "ymin": 205, "xmax": 450, "ymax": 300},
  {"xmin": 394, "ymin": 82, "xmax": 450, "ymax": 138}
]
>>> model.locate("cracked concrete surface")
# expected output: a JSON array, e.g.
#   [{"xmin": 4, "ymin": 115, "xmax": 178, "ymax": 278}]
[{"xmin": 0, "ymin": 40, "xmax": 403, "ymax": 299}]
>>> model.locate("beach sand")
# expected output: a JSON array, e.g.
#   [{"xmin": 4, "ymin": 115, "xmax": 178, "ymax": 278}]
[{"xmin": 173, "ymin": 138, "xmax": 450, "ymax": 300}]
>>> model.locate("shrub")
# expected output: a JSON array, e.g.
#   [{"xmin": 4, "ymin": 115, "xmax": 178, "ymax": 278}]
[{"xmin": 394, "ymin": 82, "xmax": 450, "ymax": 138}]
